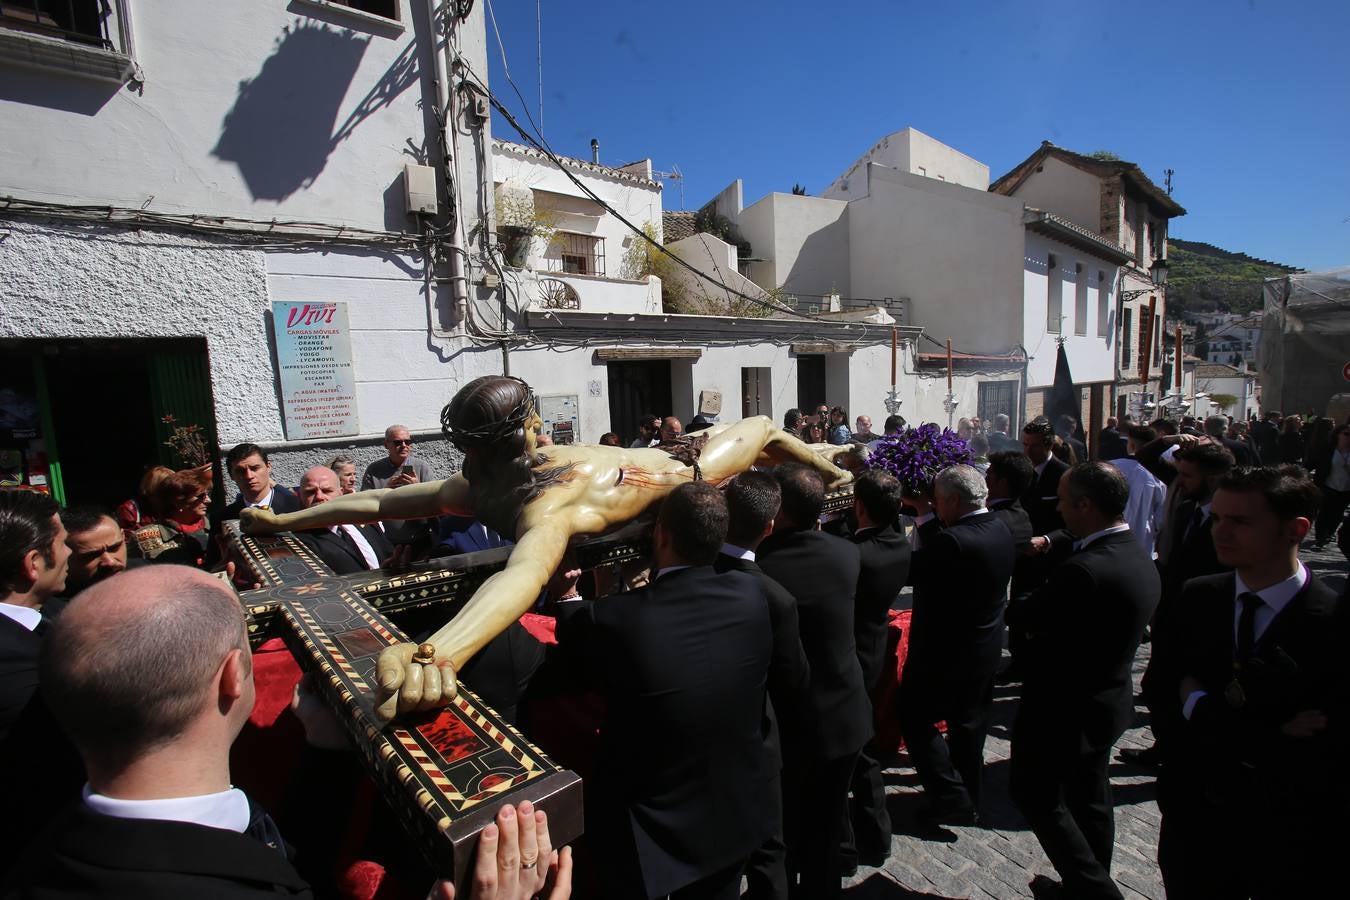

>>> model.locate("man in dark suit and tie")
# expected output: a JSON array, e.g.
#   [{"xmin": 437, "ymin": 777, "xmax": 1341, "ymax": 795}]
[
  {"xmin": 1010, "ymin": 463, "xmax": 1160, "ymax": 900},
  {"xmin": 291, "ymin": 466, "xmax": 395, "ymax": 575},
  {"xmin": 758, "ymin": 464, "xmax": 870, "ymax": 900},
  {"xmin": 556, "ymin": 482, "xmax": 775, "ymax": 899},
  {"xmin": 1125, "ymin": 441, "xmax": 1235, "ymax": 766},
  {"xmin": 1021, "ymin": 421, "xmax": 1070, "ymax": 537},
  {"xmin": 900, "ymin": 465, "xmax": 1014, "ymax": 824},
  {"xmin": 1158, "ymin": 466, "xmax": 1346, "ymax": 898},
  {"xmin": 715, "ymin": 471, "xmax": 810, "ymax": 900},
  {"xmin": 841, "ymin": 469, "xmax": 910, "ymax": 871},
  {"xmin": 0, "ymin": 489, "xmax": 83, "ymax": 871}
]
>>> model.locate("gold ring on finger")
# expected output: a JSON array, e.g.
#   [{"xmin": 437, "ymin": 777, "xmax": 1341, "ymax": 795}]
[{"xmin": 411, "ymin": 643, "xmax": 436, "ymax": 665}]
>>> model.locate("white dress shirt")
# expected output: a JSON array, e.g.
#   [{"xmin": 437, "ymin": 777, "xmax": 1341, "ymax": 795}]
[
  {"xmin": 83, "ymin": 784, "xmax": 251, "ymax": 833},
  {"xmin": 1071, "ymin": 523, "xmax": 1132, "ymax": 552},
  {"xmin": 910, "ymin": 507, "xmax": 986, "ymax": 550},
  {"xmin": 1181, "ymin": 562, "xmax": 1309, "ymax": 719},
  {"xmin": 1109, "ymin": 458, "xmax": 1166, "ymax": 558},
  {"xmin": 719, "ymin": 543, "xmax": 756, "ymax": 562},
  {"xmin": 0, "ymin": 602, "xmax": 42, "ymax": 632},
  {"xmin": 330, "ymin": 523, "xmax": 381, "ymax": 569}
]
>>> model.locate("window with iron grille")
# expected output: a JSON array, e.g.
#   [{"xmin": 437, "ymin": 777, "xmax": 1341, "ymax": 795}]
[
  {"xmin": 0, "ymin": 0, "xmax": 111, "ymax": 48},
  {"xmin": 547, "ymin": 232, "xmax": 605, "ymax": 277}
]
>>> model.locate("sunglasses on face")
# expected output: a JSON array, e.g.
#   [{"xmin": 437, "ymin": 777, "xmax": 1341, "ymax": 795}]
[{"xmin": 387, "ymin": 439, "xmax": 413, "ymax": 446}]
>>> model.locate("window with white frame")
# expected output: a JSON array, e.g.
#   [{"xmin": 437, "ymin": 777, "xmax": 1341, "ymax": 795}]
[
  {"xmin": 1046, "ymin": 254, "xmax": 1063, "ymax": 333},
  {"xmin": 1074, "ymin": 262, "xmax": 1088, "ymax": 335},
  {"xmin": 0, "ymin": 0, "xmax": 109, "ymax": 46},
  {"xmin": 1096, "ymin": 272, "xmax": 1110, "ymax": 337},
  {"xmin": 546, "ymin": 232, "xmax": 606, "ymax": 277},
  {"xmin": 0, "ymin": 0, "xmax": 136, "ymax": 82}
]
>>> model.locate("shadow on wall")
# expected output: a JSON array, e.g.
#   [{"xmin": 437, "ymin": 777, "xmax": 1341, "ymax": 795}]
[{"xmin": 212, "ymin": 19, "xmax": 423, "ymax": 202}]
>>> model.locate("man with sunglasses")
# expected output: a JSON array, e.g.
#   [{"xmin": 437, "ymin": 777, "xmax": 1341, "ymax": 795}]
[{"xmin": 360, "ymin": 425, "xmax": 435, "ymax": 547}]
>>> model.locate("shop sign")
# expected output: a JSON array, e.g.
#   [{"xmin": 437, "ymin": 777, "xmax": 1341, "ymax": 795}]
[{"xmin": 272, "ymin": 301, "xmax": 360, "ymax": 441}]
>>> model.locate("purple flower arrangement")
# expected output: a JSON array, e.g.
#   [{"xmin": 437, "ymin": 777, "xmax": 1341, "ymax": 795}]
[{"xmin": 865, "ymin": 423, "xmax": 973, "ymax": 495}]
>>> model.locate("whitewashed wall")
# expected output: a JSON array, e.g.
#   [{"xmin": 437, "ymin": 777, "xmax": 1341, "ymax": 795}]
[
  {"xmin": 1021, "ymin": 233, "xmax": 1118, "ymax": 388},
  {"xmin": 0, "ymin": 0, "xmax": 483, "ymax": 233}
]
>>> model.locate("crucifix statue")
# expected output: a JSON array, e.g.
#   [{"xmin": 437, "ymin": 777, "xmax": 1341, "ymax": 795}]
[{"xmin": 243, "ymin": 374, "xmax": 853, "ymax": 721}]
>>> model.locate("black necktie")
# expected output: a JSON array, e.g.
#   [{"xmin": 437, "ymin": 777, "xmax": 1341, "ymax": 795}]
[
  {"xmin": 1184, "ymin": 503, "xmax": 1205, "ymax": 544},
  {"xmin": 1236, "ymin": 592, "xmax": 1262, "ymax": 660},
  {"xmin": 336, "ymin": 526, "xmax": 364, "ymax": 564}
]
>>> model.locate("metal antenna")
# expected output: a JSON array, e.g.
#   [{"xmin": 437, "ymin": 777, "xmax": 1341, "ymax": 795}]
[{"xmin": 652, "ymin": 164, "xmax": 684, "ymax": 209}]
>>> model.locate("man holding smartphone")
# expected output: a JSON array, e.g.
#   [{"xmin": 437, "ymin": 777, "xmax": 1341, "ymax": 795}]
[{"xmin": 359, "ymin": 424, "xmax": 435, "ymax": 547}]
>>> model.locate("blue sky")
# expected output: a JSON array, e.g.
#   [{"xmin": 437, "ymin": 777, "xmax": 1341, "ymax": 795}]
[{"xmin": 484, "ymin": 0, "xmax": 1348, "ymax": 271}]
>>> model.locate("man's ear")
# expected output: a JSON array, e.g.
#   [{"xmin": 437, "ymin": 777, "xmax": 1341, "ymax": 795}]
[
  {"xmin": 1288, "ymin": 516, "xmax": 1311, "ymax": 545},
  {"xmin": 219, "ymin": 648, "xmax": 250, "ymax": 702},
  {"xmin": 760, "ymin": 516, "xmax": 776, "ymax": 541},
  {"xmin": 19, "ymin": 548, "xmax": 41, "ymax": 584}
]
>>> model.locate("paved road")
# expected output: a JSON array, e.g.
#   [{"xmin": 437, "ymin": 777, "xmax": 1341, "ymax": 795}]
[{"xmin": 843, "ymin": 540, "xmax": 1346, "ymax": 899}]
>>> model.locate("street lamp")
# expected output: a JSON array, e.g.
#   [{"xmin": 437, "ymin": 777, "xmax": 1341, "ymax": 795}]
[{"xmin": 1120, "ymin": 258, "xmax": 1170, "ymax": 302}]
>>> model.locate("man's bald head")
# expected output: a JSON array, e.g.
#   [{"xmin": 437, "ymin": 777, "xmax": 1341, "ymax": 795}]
[
  {"xmin": 299, "ymin": 465, "xmax": 341, "ymax": 508},
  {"xmin": 41, "ymin": 565, "xmax": 251, "ymax": 770}
]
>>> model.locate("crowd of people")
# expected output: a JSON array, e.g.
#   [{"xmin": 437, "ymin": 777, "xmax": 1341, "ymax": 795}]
[{"xmin": 1, "ymin": 396, "xmax": 1347, "ymax": 899}]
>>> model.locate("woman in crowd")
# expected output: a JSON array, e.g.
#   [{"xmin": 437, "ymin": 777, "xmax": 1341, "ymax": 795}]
[
  {"xmin": 827, "ymin": 406, "xmax": 852, "ymax": 445},
  {"xmin": 328, "ymin": 455, "xmax": 359, "ymax": 495},
  {"xmin": 116, "ymin": 465, "xmax": 173, "ymax": 543},
  {"xmin": 134, "ymin": 467, "xmax": 214, "ymax": 568},
  {"xmin": 803, "ymin": 420, "xmax": 828, "ymax": 444}
]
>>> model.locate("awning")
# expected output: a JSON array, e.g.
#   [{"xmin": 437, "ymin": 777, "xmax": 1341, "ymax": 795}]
[{"xmin": 533, "ymin": 189, "xmax": 604, "ymax": 219}]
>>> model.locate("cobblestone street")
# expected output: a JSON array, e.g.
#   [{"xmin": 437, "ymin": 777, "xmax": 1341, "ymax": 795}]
[{"xmin": 844, "ymin": 542, "xmax": 1346, "ymax": 899}]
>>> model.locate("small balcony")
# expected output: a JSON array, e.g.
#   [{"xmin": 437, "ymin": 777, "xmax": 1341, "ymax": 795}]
[{"xmin": 513, "ymin": 267, "xmax": 662, "ymax": 316}]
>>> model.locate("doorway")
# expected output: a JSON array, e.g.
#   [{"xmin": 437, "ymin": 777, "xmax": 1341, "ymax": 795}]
[
  {"xmin": 607, "ymin": 360, "xmax": 672, "ymax": 445},
  {"xmin": 0, "ymin": 338, "xmax": 218, "ymax": 509},
  {"xmin": 796, "ymin": 354, "xmax": 826, "ymax": 412},
  {"xmin": 741, "ymin": 367, "xmax": 772, "ymax": 419}
]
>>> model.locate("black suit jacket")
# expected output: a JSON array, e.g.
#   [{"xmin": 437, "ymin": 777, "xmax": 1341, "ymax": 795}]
[
  {"xmin": 555, "ymin": 566, "xmax": 774, "ymax": 898},
  {"xmin": 1, "ymin": 600, "xmax": 84, "ymax": 873},
  {"xmin": 1021, "ymin": 456, "xmax": 1069, "ymax": 536},
  {"xmin": 1169, "ymin": 571, "xmax": 1348, "ymax": 813},
  {"xmin": 850, "ymin": 525, "xmax": 911, "ymax": 693},
  {"xmin": 1249, "ymin": 420, "xmax": 1279, "ymax": 465},
  {"xmin": 3, "ymin": 801, "xmax": 312, "ymax": 898},
  {"xmin": 218, "ymin": 485, "xmax": 302, "ymax": 522},
  {"xmin": 1016, "ymin": 530, "xmax": 1160, "ymax": 749},
  {"xmin": 758, "ymin": 529, "xmax": 872, "ymax": 761},
  {"xmin": 905, "ymin": 513, "xmax": 1014, "ymax": 688},
  {"xmin": 1219, "ymin": 437, "xmax": 1257, "ymax": 467},
  {"xmin": 714, "ymin": 553, "xmax": 810, "ymax": 766},
  {"xmin": 295, "ymin": 524, "xmax": 395, "ymax": 575}
]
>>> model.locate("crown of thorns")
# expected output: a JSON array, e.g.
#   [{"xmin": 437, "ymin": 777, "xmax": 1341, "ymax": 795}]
[{"xmin": 440, "ymin": 376, "xmax": 537, "ymax": 448}]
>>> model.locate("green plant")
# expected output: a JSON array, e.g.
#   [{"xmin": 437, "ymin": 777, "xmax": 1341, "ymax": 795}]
[
  {"xmin": 1209, "ymin": 393, "xmax": 1238, "ymax": 413},
  {"xmin": 494, "ymin": 189, "xmax": 561, "ymax": 266},
  {"xmin": 1090, "ymin": 150, "xmax": 1120, "ymax": 161},
  {"xmin": 161, "ymin": 415, "xmax": 211, "ymax": 468}
]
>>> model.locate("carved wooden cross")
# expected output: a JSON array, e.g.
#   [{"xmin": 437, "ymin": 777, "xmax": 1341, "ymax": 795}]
[{"xmin": 229, "ymin": 528, "xmax": 627, "ymax": 891}]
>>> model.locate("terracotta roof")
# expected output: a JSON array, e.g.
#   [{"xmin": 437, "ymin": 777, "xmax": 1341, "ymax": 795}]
[
  {"xmin": 662, "ymin": 210, "xmax": 698, "ymax": 244},
  {"xmin": 491, "ymin": 140, "xmax": 662, "ymax": 189},
  {"xmin": 1194, "ymin": 363, "xmax": 1252, "ymax": 378},
  {"xmin": 1023, "ymin": 209, "xmax": 1133, "ymax": 264},
  {"xmin": 991, "ymin": 142, "xmax": 1186, "ymax": 218}
]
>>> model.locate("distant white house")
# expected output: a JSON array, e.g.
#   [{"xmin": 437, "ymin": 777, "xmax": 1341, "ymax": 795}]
[
  {"xmin": 1193, "ymin": 363, "xmax": 1259, "ymax": 420},
  {"xmin": 702, "ymin": 129, "xmax": 1136, "ymax": 438}
]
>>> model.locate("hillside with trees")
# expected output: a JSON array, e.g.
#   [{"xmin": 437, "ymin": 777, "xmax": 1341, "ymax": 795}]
[{"xmin": 1166, "ymin": 238, "xmax": 1300, "ymax": 316}]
